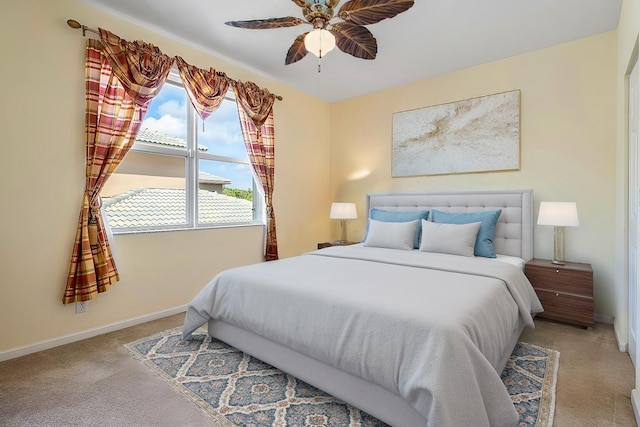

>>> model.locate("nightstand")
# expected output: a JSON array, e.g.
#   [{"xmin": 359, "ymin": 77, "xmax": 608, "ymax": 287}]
[
  {"xmin": 317, "ymin": 241, "xmax": 358, "ymax": 249},
  {"xmin": 524, "ymin": 258, "xmax": 594, "ymax": 327}
]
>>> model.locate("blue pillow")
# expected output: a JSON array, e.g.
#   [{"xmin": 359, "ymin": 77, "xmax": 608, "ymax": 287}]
[
  {"xmin": 431, "ymin": 209, "xmax": 502, "ymax": 258},
  {"xmin": 366, "ymin": 209, "xmax": 430, "ymax": 249}
]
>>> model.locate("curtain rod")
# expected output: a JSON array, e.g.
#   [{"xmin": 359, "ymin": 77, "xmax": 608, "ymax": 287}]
[{"xmin": 66, "ymin": 19, "xmax": 284, "ymax": 101}]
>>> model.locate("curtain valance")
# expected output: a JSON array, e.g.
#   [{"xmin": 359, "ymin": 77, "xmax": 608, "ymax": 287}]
[
  {"xmin": 98, "ymin": 27, "xmax": 281, "ymax": 114},
  {"xmin": 98, "ymin": 29, "xmax": 174, "ymax": 106}
]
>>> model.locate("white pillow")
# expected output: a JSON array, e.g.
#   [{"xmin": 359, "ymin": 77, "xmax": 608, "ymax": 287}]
[
  {"xmin": 419, "ymin": 220, "xmax": 481, "ymax": 257},
  {"xmin": 363, "ymin": 219, "xmax": 418, "ymax": 250}
]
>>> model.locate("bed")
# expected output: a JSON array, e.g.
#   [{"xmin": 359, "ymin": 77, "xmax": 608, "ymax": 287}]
[{"xmin": 182, "ymin": 189, "xmax": 543, "ymax": 427}]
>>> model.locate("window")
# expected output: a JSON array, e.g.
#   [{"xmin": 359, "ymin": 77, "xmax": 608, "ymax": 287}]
[{"xmin": 101, "ymin": 70, "xmax": 263, "ymax": 232}]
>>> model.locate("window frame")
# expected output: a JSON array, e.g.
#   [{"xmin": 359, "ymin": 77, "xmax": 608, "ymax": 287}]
[{"xmin": 105, "ymin": 70, "xmax": 264, "ymax": 234}]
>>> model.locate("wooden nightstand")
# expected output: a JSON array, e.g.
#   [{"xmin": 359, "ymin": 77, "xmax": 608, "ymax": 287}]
[
  {"xmin": 317, "ymin": 241, "xmax": 358, "ymax": 249},
  {"xmin": 524, "ymin": 258, "xmax": 594, "ymax": 327}
]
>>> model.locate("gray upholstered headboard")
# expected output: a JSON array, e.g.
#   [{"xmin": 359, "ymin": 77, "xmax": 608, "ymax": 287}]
[{"xmin": 366, "ymin": 189, "xmax": 533, "ymax": 260}]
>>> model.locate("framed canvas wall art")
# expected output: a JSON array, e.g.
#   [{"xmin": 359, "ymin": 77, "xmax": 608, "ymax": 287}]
[{"xmin": 392, "ymin": 90, "xmax": 520, "ymax": 177}]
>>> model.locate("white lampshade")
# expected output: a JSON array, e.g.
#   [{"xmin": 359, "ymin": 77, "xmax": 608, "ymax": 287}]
[
  {"xmin": 537, "ymin": 202, "xmax": 580, "ymax": 227},
  {"xmin": 330, "ymin": 202, "xmax": 357, "ymax": 219},
  {"xmin": 304, "ymin": 29, "xmax": 336, "ymax": 58}
]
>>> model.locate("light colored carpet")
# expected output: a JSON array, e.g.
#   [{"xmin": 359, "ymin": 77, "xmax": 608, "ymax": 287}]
[{"xmin": 125, "ymin": 327, "xmax": 559, "ymax": 427}]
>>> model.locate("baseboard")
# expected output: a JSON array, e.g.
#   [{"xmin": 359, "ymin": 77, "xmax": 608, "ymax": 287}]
[
  {"xmin": 0, "ymin": 305, "xmax": 187, "ymax": 362},
  {"xmin": 594, "ymin": 312, "xmax": 614, "ymax": 325},
  {"xmin": 612, "ymin": 316, "xmax": 630, "ymax": 353},
  {"xmin": 615, "ymin": 325, "xmax": 630, "ymax": 353},
  {"xmin": 632, "ymin": 389, "xmax": 640, "ymax": 425}
]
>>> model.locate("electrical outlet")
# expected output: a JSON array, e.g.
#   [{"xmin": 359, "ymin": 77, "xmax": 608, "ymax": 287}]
[{"xmin": 75, "ymin": 301, "xmax": 88, "ymax": 314}]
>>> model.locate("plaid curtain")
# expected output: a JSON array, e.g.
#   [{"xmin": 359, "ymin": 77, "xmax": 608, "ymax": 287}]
[
  {"xmin": 97, "ymin": 29, "xmax": 172, "ymax": 106},
  {"xmin": 175, "ymin": 56, "xmax": 229, "ymax": 120},
  {"xmin": 232, "ymin": 81, "xmax": 278, "ymax": 261},
  {"xmin": 63, "ymin": 33, "xmax": 173, "ymax": 304}
]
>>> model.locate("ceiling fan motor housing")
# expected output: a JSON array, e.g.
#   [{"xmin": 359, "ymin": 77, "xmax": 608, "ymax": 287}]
[{"xmin": 303, "ymin": 1, "xmax": 335, "ymax": 27}]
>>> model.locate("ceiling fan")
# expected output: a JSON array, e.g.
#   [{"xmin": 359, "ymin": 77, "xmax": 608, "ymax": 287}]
[{"xmin": 225, "ymin": 0, "xmax": 415, "ymax": 65}]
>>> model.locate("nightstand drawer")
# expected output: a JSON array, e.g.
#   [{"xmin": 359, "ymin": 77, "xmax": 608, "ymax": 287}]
[
  {"xmin": 525, "ymin": 265, "xmax": 592, "ymax": 294},
  {"xmin": 535, "ymin": 289, "xmax": 594, "ymax": 327}
]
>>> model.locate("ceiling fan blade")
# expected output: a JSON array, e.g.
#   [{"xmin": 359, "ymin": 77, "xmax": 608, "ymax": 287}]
[
  {"xmin": 285, "ymin": 33, "xmax": 309, "ymax": 65},
  {"xmin": 330, "ymin": 22, "xmax": 377, "ymax": 60},
  {"xmin": 337, "ymin": 0, "xmax": 414, "ymax": 26},
  {"xmin": 225, "ymin": 17, "xmax": 306, "ymax": 29},
  {"xmin": 291, "ymin": 0, "xmax": 310, "ymax": 7}
]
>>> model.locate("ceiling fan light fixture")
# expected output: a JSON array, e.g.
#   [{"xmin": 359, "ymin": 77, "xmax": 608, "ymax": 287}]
[{"xmin": 304, "ymin": 29, "xmax": 335, "ymax": 58}]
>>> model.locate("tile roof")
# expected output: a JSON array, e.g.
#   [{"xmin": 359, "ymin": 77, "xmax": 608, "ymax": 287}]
[
  {"xmin": 135, "ymin": 128, "xmax": 208, "ymax": 152},
  {"xmin": 199, "ymin": 171, "xmax": 231, "ymax": 185},
  {"xmin": 103, "ymin": 188, "xmax": 253, "ymax": 228}
]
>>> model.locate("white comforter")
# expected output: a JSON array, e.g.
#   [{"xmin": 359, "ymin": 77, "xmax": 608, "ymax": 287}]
[{"xmin": 183, "ymin": 245, "xmax": 543, "ymax": 427}]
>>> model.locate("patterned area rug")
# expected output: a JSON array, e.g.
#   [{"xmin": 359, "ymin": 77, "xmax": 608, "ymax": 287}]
[{"xmin": 125, "ymin": 327, "xmax": 559, "ymax": 427}]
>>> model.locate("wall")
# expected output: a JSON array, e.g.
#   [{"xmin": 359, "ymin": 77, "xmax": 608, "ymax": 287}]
[
  {"xmin": 330, "ymin": 32, "xmax": 617, "ymax": 318},
  {"xmin": 0, "ymin": 0, "xmax": 331, "ymax": 354}
]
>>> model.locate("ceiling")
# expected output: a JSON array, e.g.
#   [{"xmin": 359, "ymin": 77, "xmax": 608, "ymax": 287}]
[{"xmin": 80, "ymin": 0, "xmax": 622, "ymax": 103}]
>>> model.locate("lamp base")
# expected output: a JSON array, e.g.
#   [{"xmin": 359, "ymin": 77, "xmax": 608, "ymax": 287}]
[
  {"xmin": 552, "ymin": 226, "xmax": 566, "ymax": 265},
  {"xmin": 339, "ymin": 219, "xmax": 347, "ymax": 242}
]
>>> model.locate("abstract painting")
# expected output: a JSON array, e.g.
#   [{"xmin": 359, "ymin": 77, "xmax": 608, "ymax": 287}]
[{"xmin": 392, "ymin": 90, "xmax": 520, "ymax": 177}]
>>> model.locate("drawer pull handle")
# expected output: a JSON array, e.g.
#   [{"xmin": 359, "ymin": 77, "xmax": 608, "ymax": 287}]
[
  {"xmin": 555, "ymin": 269, "xmax": 560, "ymax": 273},
  {"xmin": 555, "ymin": 293, "xmax": 559, "ymax": 297}
]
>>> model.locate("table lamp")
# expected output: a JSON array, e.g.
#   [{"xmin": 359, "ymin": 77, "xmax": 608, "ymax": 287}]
[
  {"xmin": 537, "ymin": 201, "xmax": 580, "ymax": 265},
  {"xmin": 330, "ymin": 202, "xmax": 357, "ymax": 243}
]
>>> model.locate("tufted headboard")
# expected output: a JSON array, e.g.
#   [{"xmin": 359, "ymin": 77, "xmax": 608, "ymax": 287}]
[{"xmin": 366, "ymin": 189, "xmax": 533, "ymax": 260}]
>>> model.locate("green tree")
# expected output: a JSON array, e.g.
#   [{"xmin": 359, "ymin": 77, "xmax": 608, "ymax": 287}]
[{"xmin": 223, "ymin": 188, "xmax": 253, "ymax": 201}]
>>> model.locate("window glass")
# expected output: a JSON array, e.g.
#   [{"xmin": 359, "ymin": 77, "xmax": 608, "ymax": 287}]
[
  {"xmin": 197, "ymin": 100, "xmax": 247, "ymax": 160},
  {"xmin": 197, "ymin": 159, "xmax": 255, "ymax": 225},
  {"xmin": 102, "ymin": 153, "xmax": 188, "ymax": 229},
  {"xmin": 142, "ymin": 82, "xmax": 188, "ymax": 141}
]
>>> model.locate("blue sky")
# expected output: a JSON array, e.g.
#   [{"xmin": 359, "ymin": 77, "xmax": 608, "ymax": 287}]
[{"xmin": 142, "ymin": 82, "xmax": 254, "ymax": 190}]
